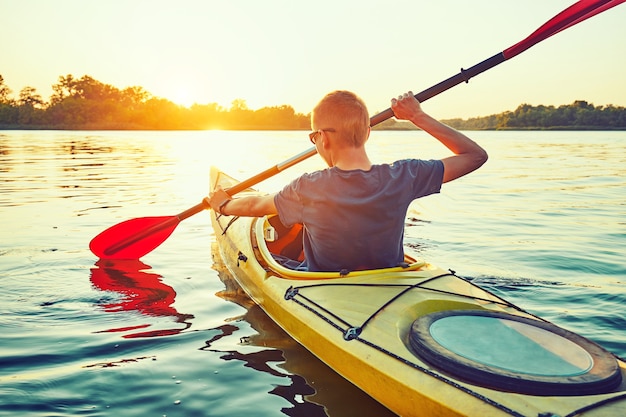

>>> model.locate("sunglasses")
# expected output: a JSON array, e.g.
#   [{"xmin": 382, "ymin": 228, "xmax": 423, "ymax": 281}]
[{"xmin": 308, "ymin": 128, "xmax": 336, "ymax": 144}]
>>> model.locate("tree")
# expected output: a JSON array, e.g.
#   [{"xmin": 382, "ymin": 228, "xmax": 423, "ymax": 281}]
[
  {"xmin": 0, "ymin": 75, "xmax": 18, "ymax": 125},
  {"xmin": 50, "ymin": 74, "xmax": 76, "ymax": 105},
  {"xmin": 230, "ymin": 98, "xmax": 248, "ymax": 111},
  {"xmin": 18, "ymin": 86, "xmax": 44, "ymax": 108},
  {"xmin": 442, "ymin": 101, "xmax": 626, "ymax": 130},
  {"xmin": 0, "ymin": 75, "xmax": 13, "ymax": 103},
  {"xmin": 47, "ymin": 75, "xmax": 153, "ymax": 127},
  {"xmin": 16, "ymin": 86, "xmax": 45, "ymax": 125}
]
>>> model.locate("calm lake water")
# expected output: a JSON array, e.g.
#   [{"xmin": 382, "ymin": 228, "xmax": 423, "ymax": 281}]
[{"xmin": 1, "ymin": 129, "xmax": 625, "ymax": 416}]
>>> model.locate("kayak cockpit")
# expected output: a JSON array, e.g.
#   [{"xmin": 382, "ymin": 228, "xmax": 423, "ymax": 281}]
[
  {"xmin": 409, "ymin": 309, "xmax": 623, "ymax": 396},
  {"xmin": 255, "ymin": 215, "xmax": 426, "ymax": 280}
]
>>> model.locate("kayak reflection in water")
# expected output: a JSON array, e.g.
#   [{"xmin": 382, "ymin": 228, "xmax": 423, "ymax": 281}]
[
  {"xmin": 208, "ymin": 90, "xmax": 487, "ymax": 272},
  {"xmin": 90, "ymin": 259, "xmax": 194, "ymax": 338},
  {"xmin": 206, "ymin": 265, "xmax": 398, "ymax": 417}
]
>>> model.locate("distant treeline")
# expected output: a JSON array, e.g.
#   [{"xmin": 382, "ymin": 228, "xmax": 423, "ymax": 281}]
[
  {"xmin": 0, "ymin": 74, "xmax": 309, "ymax": 130},
  {"xmin": 442, "ymin": 101, "xmax": 626, "ymax": 130},
  {"xmin": 1, "ymin": 74, "xmax": 625, "ymax": 130}
]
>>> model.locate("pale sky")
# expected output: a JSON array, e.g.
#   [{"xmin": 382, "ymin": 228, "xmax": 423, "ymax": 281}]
[{"xmin": 1, "ymin": 0, "xmax": 625, "ymax": 119}]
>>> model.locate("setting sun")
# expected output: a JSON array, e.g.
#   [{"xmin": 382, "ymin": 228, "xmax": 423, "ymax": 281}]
[
  {"xmin": 1, "ymin": 1, "xmax": 625, "ymax": 119},
  {"xmin": 169, "ymin": 88, "xmax": 195, "ymax": 108}
]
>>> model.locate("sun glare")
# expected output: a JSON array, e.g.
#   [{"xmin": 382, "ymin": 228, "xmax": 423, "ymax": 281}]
[{"xmin": 170, "ymin": 88, "xmax": 195, "ymax": 108}]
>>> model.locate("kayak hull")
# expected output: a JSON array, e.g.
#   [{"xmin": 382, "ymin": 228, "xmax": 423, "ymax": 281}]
[{"xmin": 209, "ymin": 167, "xmax": 626, "ymax": 417}]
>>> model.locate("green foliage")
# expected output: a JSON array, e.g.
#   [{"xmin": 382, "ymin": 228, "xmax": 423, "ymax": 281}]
[
  {"xmin": 0, "ymin": 75, "xmax": 13, "ymax": 103},
  {"xmin": 0, "ymin": 74, "xmax": 310, "ymax": 130},
  {"xmin": 442, "ymin": 101, "xmax": 626, "ymax": 130},
  {"xmin": 0, "ymin": 74, "xmax": 624, "ymax": 130}
]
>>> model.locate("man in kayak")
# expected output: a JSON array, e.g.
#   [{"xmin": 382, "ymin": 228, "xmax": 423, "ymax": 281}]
[{"xmin": 208, "ymin": 90, "xmax": 487, "ymax": 272}]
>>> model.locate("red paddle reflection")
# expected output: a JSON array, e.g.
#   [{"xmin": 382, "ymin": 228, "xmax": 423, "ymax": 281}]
[{"xmin": 90, "ymin": 259, "xmax": 193, "ymax": 338}]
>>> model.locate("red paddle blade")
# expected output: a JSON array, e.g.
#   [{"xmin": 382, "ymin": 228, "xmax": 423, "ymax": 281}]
[
  {"xmin": 503, "ymin": 0, "xmax": 625, "ymax": 59},
  {"xmin": 89, "ymin": 216, "xmax": 180, "ymax": 259}
]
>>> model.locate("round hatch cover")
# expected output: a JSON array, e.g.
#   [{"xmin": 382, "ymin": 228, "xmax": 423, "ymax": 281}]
[{"xmin": 409, "ymin": 310, "xmax": 621, "ymax": 395}]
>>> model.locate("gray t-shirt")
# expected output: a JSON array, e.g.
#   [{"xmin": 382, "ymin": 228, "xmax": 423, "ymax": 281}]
[{"xmin": 274, "ymin": 159, "xmax": 444, "ymax": 272}]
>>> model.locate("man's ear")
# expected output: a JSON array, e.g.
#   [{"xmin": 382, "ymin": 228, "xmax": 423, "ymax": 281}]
[{"xmin": 321, "ymin": 131, "xmax": 332, "ymax": 149}]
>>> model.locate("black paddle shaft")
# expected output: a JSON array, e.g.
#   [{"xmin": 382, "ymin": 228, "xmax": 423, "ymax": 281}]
[
  {"xmin": 219, "ymin": 52, "xmax": 508, "ymax": 201},
  {"xmin": 369, "ymin": 53, "xmax": 506, "ymax": 127}
]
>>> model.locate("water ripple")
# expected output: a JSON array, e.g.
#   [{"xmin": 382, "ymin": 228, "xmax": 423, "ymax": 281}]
[{"xmin": 1, "ymin": 130, "xmax": 625, "ymax": 416}]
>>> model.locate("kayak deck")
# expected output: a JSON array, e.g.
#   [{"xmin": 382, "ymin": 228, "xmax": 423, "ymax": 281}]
[{"xmin": 209, "ymin": 166, "xmax": 626, "ymax": 417}]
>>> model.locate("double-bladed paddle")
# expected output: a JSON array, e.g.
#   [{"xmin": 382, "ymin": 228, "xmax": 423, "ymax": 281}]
[{"xmin": 89, "ymin": 0, "xmax": 624, "ymax": 259}]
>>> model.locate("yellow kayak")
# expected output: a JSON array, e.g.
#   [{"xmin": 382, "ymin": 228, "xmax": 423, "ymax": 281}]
[{"xmin": 209, "ymin": 167, "xmax": 626, "ymax": 417}]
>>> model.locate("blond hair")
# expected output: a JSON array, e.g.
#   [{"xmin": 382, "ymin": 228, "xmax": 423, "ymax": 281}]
[{"xmin": 312, "ymin": 91, "xmax": 369, "ymax": 147}]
